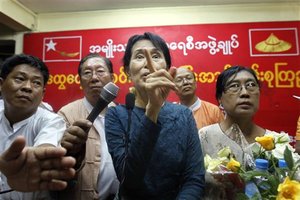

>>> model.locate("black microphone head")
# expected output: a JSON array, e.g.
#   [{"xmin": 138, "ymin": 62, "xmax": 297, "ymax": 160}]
[
  {"xmin": 125, "ymin": 93, "xmax": 135, "ymax": 110},
  {"xmin": 101, "ymin": 82, "xmax": 119, "ymax": 102}
]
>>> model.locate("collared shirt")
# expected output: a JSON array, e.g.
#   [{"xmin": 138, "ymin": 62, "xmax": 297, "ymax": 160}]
[
  {"xmin": 189, "ymin": 97, "xmax": 201, "ymax": 112},
  {"xmin": 189, "ymin": 97, "xmax": 224, "ymax": 129},
  {"xmin": 83, "ymin": 98, "xmax": 118, "ymax": 200},
  {"xmin": 0, "ymin": 107, "xmax": 66, "ymax": 200}
]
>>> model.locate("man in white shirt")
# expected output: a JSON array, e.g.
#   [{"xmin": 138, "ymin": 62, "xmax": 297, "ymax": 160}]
[
  {"xmin": 0, "ymin": 54, "xmax": 67, "ymax": 199},
  {"xmin": 0, "ymin": 136, "xmax": 76, "ymax": 192}
]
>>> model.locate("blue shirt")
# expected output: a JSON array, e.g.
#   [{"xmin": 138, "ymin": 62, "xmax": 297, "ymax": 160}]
[{"xmin": 105, "ymin": 102, "xmax": 205, "ymax": 200}]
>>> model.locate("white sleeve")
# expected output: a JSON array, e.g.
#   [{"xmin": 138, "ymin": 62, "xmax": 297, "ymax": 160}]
[{"xmin": 33, "ymin": 109, "xmax": 66, "ymax": 147}]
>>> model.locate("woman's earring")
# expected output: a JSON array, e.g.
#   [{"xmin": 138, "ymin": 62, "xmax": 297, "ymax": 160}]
[
  {"xmin": 219, "ymin": 104, "xmax": 224, "ymax": 110},
  {"xmin": 219, "ymin": 103, "xmax": 226, "ymax": 118}
]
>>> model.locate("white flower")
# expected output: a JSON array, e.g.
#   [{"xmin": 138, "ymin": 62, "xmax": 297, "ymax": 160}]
[
  {"xmin": 204, "ymin": 154, "xmax": 212, "ymax": 169},
  {"xmin": 266, "ymin": 131, "xmax": 300, "ymax": 161},
  {"xmin": 267, "ymin": 131, "xmax": 290, "ymax": 144},
  {"xmin": 217, "ymin": 146, "xmax": 231, "ymax": 158},
  {"xmin": 204, "ymin": 154, "xmax": 229, "ymax": 173},
  {"xmin": 272, "ymin": 143, "xmax": 297, "ymax": 160}
]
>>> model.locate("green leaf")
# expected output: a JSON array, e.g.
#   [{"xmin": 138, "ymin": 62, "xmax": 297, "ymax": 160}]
[
  {"xmin": 252, "ymin": 193, "xmax": 263, "ymax": 200},
  {"xmin": 251, "ymin": 144, "xmax": 261, "ymax": 157},
  {"xmin": 283, "ymin": 146, "xmax": 294, "ymax": 170},
  {"xmin": 267, "ymin": 175, "xmax": 279, "ymax": 195},
  {"xmin": 239, "ymin": 171, "xmax": 269, "ymax": 182},
  {"xmin": 295, "ymin": 158, "xmax": 300, "ymax": 167},
  {"xmin": 236, "ymin": 193, "xmax": 249, "ymax": 200},
  {"xmin": 276, "ymin": 135, "xmax": 288, "ymax": 144}
]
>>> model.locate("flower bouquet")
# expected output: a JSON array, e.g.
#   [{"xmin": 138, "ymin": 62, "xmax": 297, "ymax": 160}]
[
  {"xmin": 204, "ymin": 147, "xmax": 245, "ymax": 199},
  {"xmin": 204, "ymin": 131, "xmax": 300, "ymax": 200}
]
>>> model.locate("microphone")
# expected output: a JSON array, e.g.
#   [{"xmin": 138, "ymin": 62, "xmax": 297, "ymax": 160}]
[
  {"xmin": 125, "ymin": 92, "xmax": 135, "ymax": 144},
  {"xmin": 125, "ymin": 92, "xmax": 135, "ymax": 110},
  {"xmin": 87, "ymin": 82, "xmax": 119, "ymax": 123},
  {"xmin": 71, "ymin": 82, "xmax": 118, "ymax": 163},
  {"xmin": 119, "ymin": 92, "xmax": 135, "ymax": 198}
]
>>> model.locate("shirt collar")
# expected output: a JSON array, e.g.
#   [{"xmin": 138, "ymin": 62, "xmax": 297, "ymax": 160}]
[
  {"xmin": 1, "ymin": 111, "xmax": 34, "ymax": 134},
  {"xmin": 189, "ymin": 97, "xmax": 201, "ymax": 112}
]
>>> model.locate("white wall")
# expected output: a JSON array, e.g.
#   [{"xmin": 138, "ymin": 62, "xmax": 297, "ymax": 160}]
[
  {"xmin": 3, "ymin": 2, "xmax": 300, "ymax": 53},
  {"xmin": 0, "ymin": 0, "xmax": 36, "ymax": 30},
  {"xmin": 37, "ymin": 3, "xmax": 300, "ymax": 32}
]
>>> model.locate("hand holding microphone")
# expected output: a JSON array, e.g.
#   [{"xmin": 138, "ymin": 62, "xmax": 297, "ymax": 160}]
[
  {"xmin": 87, "ymin": 82, "xmax": 119, "ymax": 123},
  {"xmin": 61, "ymin": 82, "xmax": 119, "ymax": 156}
]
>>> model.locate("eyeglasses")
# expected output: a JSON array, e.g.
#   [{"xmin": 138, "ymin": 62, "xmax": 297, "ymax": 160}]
[
  {"xmin": 174, "ymin": 75, "xmax": 194, "ymax": 84},
  {"xmin": 81, "ymin": 70, "xmax": 109, "ymax": 79},
  {"xmin": 224, "ymin": 81, "xmax": 259, "ymax": 94}
]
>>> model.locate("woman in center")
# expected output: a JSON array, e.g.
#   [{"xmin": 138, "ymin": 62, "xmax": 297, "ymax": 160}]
[{"xmin": 105, "ymin": 32, "xmax": 205, "ymax": 200}]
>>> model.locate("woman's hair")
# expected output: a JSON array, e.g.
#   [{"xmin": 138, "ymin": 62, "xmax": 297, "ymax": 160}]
[
  {"xmin": 78, "ymin": 53, "xmax": 113, "ymax": 76},
  {"xmin": 216, "ymin": 66, "xmax": 260, "ymax": 100},
  {"xmin": 0, "ymin": 54, "xmax": 49, "ymax": 85},
  {"xmin": 122, "ymin": 32, "xmax": 171, "ymax": 74}
]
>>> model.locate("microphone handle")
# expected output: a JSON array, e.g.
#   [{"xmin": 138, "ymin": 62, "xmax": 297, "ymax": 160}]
[{"xmin": 87, "ymin": 98, "xmax": 109, "ymax": 123}]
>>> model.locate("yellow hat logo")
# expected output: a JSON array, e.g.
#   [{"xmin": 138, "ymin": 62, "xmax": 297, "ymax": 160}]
[{"xmin": 255, "ymin": 33, "xmax": 292, "ymax": 53}]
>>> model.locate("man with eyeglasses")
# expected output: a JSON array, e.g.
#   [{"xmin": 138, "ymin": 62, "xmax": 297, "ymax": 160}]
[
  {"xmin": 174, "ymin": 67, "xmax": 224, "ymax": 129},
  {"xmin": 56, "ymin": 53, "xmax": 119, "ymax": 200}
]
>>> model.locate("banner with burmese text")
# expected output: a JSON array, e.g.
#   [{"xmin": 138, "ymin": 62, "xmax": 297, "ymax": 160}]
[{"xmin": 23, "ymin": 21, "xmax": 300, "ymax": 139}]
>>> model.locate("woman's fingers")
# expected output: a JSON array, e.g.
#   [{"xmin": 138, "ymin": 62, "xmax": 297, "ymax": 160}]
[
  {"xmin": 144, "ymin": 49, "xmax": 156, "ymax": 73},
  {"xmin": 169, "ymin": 66, "xmax": 177, "ymax": 78},
  {"xmin": 145, "ymin": 77, "xmax": 177, "ymax": 91},
  {"xmin": 146, "ymin": 69, "xmax": 177, "ymax": 90}
]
